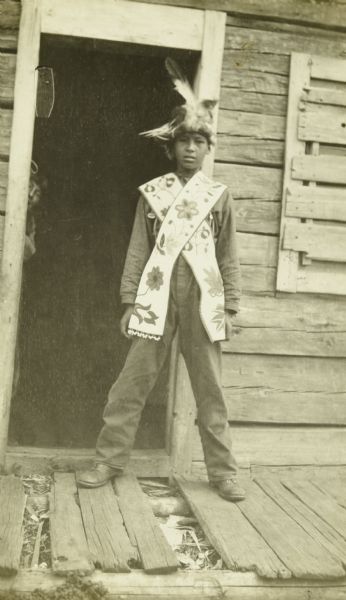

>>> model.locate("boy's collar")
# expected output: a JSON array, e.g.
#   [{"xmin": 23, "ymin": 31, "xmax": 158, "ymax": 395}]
[{"xmin": 175, "ymin": 168, "xmax": 201, "ymax": 186}]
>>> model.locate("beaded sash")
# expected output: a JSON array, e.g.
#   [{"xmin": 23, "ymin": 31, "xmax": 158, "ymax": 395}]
[{"xmin": 128, "ymin": 171, "xmax": 226, "ymax": 342}]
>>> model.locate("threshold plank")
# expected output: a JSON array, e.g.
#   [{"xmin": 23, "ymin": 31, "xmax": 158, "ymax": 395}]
[
  {"xmin": 256, "ymin": 477, "xmax": 346, "ymax": 572},
  {"xmin": 238, "ymin": 481, "xmax": 344, "ymax": 579},
  {"xmin": 114, "ymin": 473, "xmax": 178, "ymax": 574},
  {"xmin": 50, "ymin": 473, "xmax": 94, "ymax": 575},
  {"xmin": 0, "ymin": 476, "xmax": 26, "ymax": 576},
  {"xmin": 78, "ymin": 482, "xmax": 138, "ymax": 572},
  {"xmin": 282, "ymin": 479, "xmax": 346, "ymax": 539},
  {"xmin": 3, "ymin": 569, "xmax": 346, "ymax": 599},
  {"xmin": 177, "ymin": 478, "xmax": 290, "ymax": 579}
]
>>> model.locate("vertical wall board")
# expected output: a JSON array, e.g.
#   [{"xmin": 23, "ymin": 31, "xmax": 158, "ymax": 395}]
[
  {"xmin": 194, "ymin": 10, "xmax": 226, "ymax": 177},
  {"xmin": 167, "ymin": 10, "xmax": 227, "ymax": 478},
  {"xmin": 0, "ymin": 0, "xmax": 41, "ymax": 465},
  {"xmin": 276, "ymin": 53, "xmax": 311, "ymax": 292}
]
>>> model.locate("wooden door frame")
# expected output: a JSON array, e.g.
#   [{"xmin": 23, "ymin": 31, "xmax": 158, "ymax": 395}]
[{"xmin": 0, "ymin": 0, "xmax": 226, "ymax": 474}]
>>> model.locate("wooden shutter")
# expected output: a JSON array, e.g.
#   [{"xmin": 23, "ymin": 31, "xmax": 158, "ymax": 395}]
[{"xmin": 277, "ymin": 52, "xmax": 346, "ymax": 294}]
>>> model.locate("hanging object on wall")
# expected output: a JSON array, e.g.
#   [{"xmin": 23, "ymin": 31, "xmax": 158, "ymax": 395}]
[{"xmin": 35, "ymin": 66, "xmax": 55, "ymax": 118}]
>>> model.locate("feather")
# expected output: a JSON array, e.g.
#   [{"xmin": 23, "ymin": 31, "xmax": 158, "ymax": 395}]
[
  {"xmin": 165, "ymin": 57, "xmax": 196, "ymax": 106},
  {"xmin": 139, "ymin": 58, "xmax": 218, "ymax": 144},
  {"xmin": 139, "ymin": 121, "xmax": 174, "ymax": 141}
]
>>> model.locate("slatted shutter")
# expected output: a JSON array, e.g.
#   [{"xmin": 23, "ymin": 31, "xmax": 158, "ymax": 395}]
[{"xmin": 277, "ymin": 52, "xmax": 346, "ymax": 294}]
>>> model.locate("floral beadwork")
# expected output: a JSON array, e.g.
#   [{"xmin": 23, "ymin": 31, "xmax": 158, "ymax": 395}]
[
  {"xmin": 165, "ymin": 175, "xmax": 175, "ymax": 188},
  {"xmin": 204, "ymin": 267, "xmax": 224, "ymax": 297},
  {"xmin": 132, "ymin": 303, "xmax": 159, "ymax": 326},
  {"xmin": 212, "ymin": 304, "xmax": 226, "ymax": 331},
  {"xmin": 146, "ymin": 266, "xmax": 164, "ymax": 291},
  {"xmin": 200, "ymin": 226, "xmax": 210, "ymax": 239},
  {"xmin": 175, "ymin": 199, "xmax": 199, "ymax": 220},
  {"xmin": 165, "ymin": 234, "xmax": 179, "ymax": 256},
  {"xmin": 136, "ymin": 171, "xmax": 227, "ymax": 342},
  {"xmin": 156, "ymin": 233, "xmax": 166, "ymax": 256}
]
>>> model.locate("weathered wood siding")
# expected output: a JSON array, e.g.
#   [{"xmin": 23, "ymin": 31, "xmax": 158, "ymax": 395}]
[
  {"xmin": 1, "ymin": 1, "xmax": 346, "ymax": 468},
  {"xmin": 216, "ymin": 14, "xmax": 346, "ymax": 282},
  {"xmin": 0, "ymin": 0, "xmax": 19, "ymax": 254},
  {"xmin": 193, "ymin": 13, "xmax": 346, "ymax": 473},
  {"xmin": 130, "ymin": 0, "xmax": 346, "ymax": 32}
]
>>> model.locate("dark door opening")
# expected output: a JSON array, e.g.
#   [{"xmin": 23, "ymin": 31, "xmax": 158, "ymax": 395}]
[{"xmin": 9, "ymin": 35, "xmax": 197, "ymax": 448}]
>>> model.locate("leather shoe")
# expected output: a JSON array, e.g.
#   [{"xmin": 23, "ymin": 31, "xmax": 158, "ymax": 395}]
[
  {"xmin": 77, "ymin": 464, "xmax": 120, "ymax": 488},
  {"xmin": 211, "ymin": 478, "xmax": 246, "ymax": 502}
]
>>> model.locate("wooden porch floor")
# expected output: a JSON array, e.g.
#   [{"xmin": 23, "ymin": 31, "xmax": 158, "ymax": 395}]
[{"xmin": 2, "ymin": 468, "xmax": 346, "ymax": 596}]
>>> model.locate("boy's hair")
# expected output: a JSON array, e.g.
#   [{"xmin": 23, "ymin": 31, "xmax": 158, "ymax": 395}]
[{"xmin": 164, "ymin": 127, "xmax": 212, "ymax": 160}]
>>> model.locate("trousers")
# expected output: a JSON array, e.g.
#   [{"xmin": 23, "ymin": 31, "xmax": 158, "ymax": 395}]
[{"xmin": 96, "ymin": 256, "xmax": 238, "ymax": 481}]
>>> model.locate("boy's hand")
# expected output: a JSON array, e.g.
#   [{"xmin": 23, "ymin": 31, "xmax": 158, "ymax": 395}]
[
  {"xmin": 225, "ymin": 310, "xmax": 237, "ymax": 340},
  {"xmin": 120, "ymin": 305, "xmax": 135, "ymax": 339}
]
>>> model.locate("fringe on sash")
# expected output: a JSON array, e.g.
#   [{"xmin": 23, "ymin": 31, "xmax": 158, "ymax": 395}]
[{"xmin": 128, "ymin": 328, "xmax": 161, "ymax": 342}]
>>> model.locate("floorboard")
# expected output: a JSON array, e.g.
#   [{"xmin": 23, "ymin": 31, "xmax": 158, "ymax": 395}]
[
  {"xmin": 114, "ymin": 473, "xmax": 179, "ymax": 574},
  {"xmin": 311, "ymin": 475, "xmax": 346, "ymax": 510},
  {"xmin": 256, "ymin": 476, "xmax": 346, "ymax": 571},
  {"xmin": 2, "ymin": 466, "xmax": 346, "ymax": 584},
  {"xmin": 50, "ymin": 472, "xmax": 94, "ymax": 575},
  {"xmin": 237, "ymin": 481, "xmax": 344, "ymax": 579},
  {"xmin": 0, "ymin": 476, "xmax": 26, "ymax": 576},
  {"xmin": 78, "ymin": 482, "xmax": 138, "ymax": 572},
  {"xmin": 281, "ymin": 479, "xmax": 346, "ymax": 540},
  {"xmin": 176, "ymin": 478, "xmax": 290, "ymax": 578}
]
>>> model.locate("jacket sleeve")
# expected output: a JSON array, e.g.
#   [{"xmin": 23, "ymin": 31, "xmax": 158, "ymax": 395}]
[
  {"xmin": 120, "ymin": 195, "xmax": 152, "ymax": 305},
  {"xmin": 215, "ymin": 188, "xmax": 241, "ymax": 313}
]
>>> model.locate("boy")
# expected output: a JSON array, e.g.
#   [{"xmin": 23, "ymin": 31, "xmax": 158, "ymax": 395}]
[{"xmin": 78, "ymin": 60, "xmax": 245, "ymax": 502}]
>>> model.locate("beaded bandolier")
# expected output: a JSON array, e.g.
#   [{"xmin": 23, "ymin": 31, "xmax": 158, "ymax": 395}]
[{"xmin": 128, "ymin": 171, "xmax": 226, "ymax": 342}]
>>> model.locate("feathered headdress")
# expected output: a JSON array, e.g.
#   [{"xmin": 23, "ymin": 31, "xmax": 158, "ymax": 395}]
[{"xmin": 140, "ymin": 58, "xmax": 217, "ymax": 145}]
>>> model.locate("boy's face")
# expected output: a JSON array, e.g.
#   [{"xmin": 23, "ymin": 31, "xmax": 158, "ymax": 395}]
[{"xmin": 172, "ymin": 132, "xmax": 210, "ymax": 172}]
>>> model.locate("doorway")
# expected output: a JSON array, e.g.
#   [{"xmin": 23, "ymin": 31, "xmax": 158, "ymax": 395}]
[{"xmin": 9, "ymin": 35, "xmax": 197, "ymax": 448}]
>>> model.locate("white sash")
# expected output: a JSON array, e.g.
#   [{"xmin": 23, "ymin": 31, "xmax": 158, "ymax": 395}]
[{"xmin": 128, "ymin": 171, "xmax": 226, "ymax": 342}]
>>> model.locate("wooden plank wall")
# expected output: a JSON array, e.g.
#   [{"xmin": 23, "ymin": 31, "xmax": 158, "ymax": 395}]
[
  {"xmin": 2, "ymin": 1, "xmax": 346, "ymax": 469},
  {"xmin": 129, "ymin": 0, "xmax": 346, "ymax": 32},
  {"xmin": 192, "ymin": 14, "xmax": 346, "ymax": 473},
  {"xmin": 0, "ymin": 0, "xmax": 19, "ymax": 257}
]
